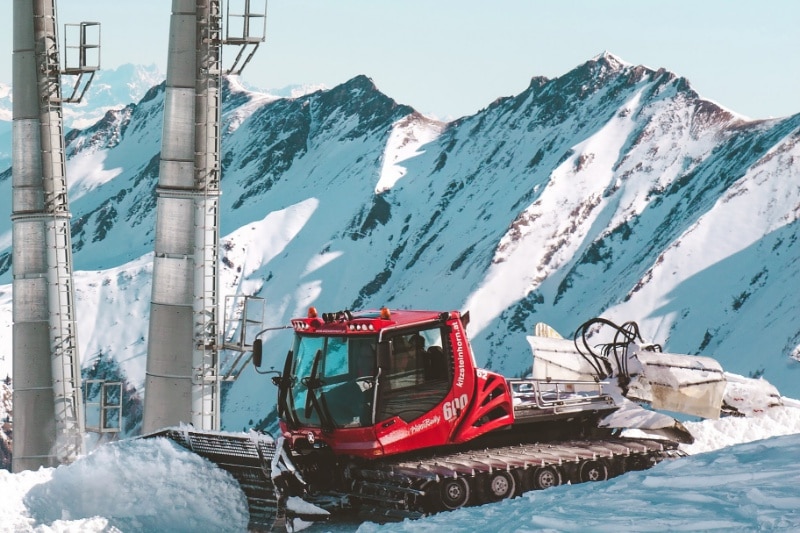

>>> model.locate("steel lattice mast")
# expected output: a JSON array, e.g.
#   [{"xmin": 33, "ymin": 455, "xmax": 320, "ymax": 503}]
[{"xmin": 11, "ymin": 0, "xmax": 87, "ymax": 471}]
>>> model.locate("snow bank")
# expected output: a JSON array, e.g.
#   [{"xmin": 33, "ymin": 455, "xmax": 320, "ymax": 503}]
[
  {"xmin": 2, "ymin": 406, "xmax": 800, "ymax": 532},
  {"xmin": 2, "ymin": 438, "xmax": 249, "ymax": 532},
  {"xmin": 682, "ymin": 404, "xmax": 800, "ymax": 455}
]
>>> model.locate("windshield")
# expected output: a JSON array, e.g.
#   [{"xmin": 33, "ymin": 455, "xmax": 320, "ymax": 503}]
[{"xmin": 286, "ymin": 334, "xmax": 377, "ymax": 429}]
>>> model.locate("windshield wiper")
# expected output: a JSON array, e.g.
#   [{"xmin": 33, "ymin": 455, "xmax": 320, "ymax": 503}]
[
  {"xmin": 301, "ymin": 349, "xmax": 335, "ymax": 432},
  {"xmin": 275, "ymin": 350, "xmax": 296, "ymax": 426}
]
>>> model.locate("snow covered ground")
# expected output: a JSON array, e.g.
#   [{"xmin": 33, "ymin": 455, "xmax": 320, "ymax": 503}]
[{"xmin": 2, "ymin": 404, "xmax": 799, "ymax": 532}]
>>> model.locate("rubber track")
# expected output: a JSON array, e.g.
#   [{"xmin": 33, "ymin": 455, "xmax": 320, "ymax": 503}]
[{"xmin": 353, "ymin": 438, "xmax": 683, "ymax": 513}]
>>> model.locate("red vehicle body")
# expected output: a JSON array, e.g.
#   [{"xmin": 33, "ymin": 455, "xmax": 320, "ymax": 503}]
[{"xmin": 277, "ymin": 308, "xmax": 516, "ymax": 459}]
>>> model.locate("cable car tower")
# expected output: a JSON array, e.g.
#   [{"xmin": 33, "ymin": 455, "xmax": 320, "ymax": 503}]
[
  {"xmin": 11, "ymin": 0, "xmax": 99, "ymax": 471},
  {"xmin": 143, "ymin": 0, "xmax": 267, "ymax": 433}
]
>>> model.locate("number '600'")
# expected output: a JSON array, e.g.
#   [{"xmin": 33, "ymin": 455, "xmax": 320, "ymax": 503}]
[{"xmin": 443, "ymin": 394, "xmax": 468, "ymax": 421}]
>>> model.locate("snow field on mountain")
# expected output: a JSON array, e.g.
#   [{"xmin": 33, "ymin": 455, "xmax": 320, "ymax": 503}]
[
  {"xmin": 377, "ymin": 113, "xmax": 445, "ymax": 193},
  {"xmin": 464, "ymin": 86, "xmax": 649, "ymax": 336},
  {"xmin": 222, "ymin": 76, "xmax": 281, "ymax": 133},
  {"xmin": 607, "ymin": 132, "xmax": 800, "ymax": 394},
  {"xmin": 72, "ymin": 257, "xmax": 153, "ymax": 391},
  {"xmin": 609, "ymin": 120, "xmax": 800, "ymax": 319},
  {"xmin": 67, "ymin": 151, "xmax": 124, "ymax": 202}
]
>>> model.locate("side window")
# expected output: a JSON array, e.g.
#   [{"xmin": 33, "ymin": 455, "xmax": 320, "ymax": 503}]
[
  {"xmin": 349, "ymin": 337, "xmax": 377, "ymax": 378},
  {"xmin": 377, "ymin": 327, "xmax": 451, "ymax": 423}
]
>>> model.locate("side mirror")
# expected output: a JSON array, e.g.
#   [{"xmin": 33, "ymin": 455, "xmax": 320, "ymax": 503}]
[{"xmin": 252, "ymin": 338, "xmax": 263, "ymax": 368}]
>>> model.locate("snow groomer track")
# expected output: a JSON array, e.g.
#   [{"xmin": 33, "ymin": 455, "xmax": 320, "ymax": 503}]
[
  {"xmin": 349, "ymin": 437, "xmax": 685, "ymax": 515},
  {"xmin": 146, "ymin": 428, "xmax": 281, "ymax": 529},
  {"xmin": 149, "ymin": 427, "xmax": 684, "ymax": 525}
]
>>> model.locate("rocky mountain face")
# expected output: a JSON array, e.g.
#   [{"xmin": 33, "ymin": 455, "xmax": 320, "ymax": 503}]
[
  {"xmin": 0, "ymin": 64, "xmax": 163, "ymax": 172},
  {"xmin": 0, "ymin": 53, "xmax": 798, "ymax": 434}
]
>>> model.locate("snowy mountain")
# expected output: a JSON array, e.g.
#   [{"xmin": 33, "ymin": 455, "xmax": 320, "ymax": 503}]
[
  {"xmin": 0, "ymin": 64, "xmax": 164, "ymax": 173},
  {"xmin": 0, "ymin": 53, "xmax": 799, "ymax": 438}
]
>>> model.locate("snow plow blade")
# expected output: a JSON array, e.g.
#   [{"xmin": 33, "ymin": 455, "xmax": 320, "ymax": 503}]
[
  {"xmin": 626, "ymin": 348, "xmax": 726, "ymax": 419},
  {"xmin": 145, "ymin": 428, "xmax": 281, "ymax": 530},
  {"xmin": 529, "ymin": 320, "xmax": 726, "ymax": 420}
]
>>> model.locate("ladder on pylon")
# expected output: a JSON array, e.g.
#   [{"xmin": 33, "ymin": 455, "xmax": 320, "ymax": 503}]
[
  {"xmin": 49, "ymin": 222, "xmax": 85, "ymax": 461},
  {"xmin": 183, "ymin": 0, "xmax": 268, "ymax": 431},
  {"xmin": 191, "ymin": 0, "xmax": 225, "ymax": 431},
  {"xmin": 38, "ymin": 6, "xmax": 85, "ymax": 463}
]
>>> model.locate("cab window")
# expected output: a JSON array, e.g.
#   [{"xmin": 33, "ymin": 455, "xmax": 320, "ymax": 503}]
[{"xmin": 377, "ymin": 326, "xmax": 451, "ymax": 423}]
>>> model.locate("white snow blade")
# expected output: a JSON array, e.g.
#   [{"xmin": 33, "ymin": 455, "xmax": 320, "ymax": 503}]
[
  {"xmin": 626, "ymin": 346, "xmax": 726, "ymax": 420},
  {"xmin": 528, "ymin": 333, "xmax": 726, "ymax": 419}
]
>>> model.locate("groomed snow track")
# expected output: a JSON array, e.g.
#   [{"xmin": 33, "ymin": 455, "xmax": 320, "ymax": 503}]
[{"xmin": 349, "ymin": 438, "xmax": 685, "ymax": 517}]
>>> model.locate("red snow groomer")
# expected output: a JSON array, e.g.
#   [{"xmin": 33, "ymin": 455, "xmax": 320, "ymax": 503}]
[{"xmin": 156, "ymin": 307, "xmax": 775, "ymax": 529}]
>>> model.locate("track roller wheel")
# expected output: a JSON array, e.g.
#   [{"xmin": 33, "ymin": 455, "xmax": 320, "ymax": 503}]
[
  {"xmin": 478, "ymin": 471, "xmax": 516, "ymax": 503},
  {"xmin": 528, "ymin": 465, "xmax": 562, "ymax": 490},
  {"xmin": 435, "ymin": 477, "xmax": 471, "ymax": 511},
  {"xmin": 579, "ymin": 460, "xmax": 609, "ymax": 483}
]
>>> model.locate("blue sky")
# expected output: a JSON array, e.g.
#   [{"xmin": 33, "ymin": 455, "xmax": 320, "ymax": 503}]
[{"xmin": 3, "ymin": 0, "xmax": 798, "ymax": 120}]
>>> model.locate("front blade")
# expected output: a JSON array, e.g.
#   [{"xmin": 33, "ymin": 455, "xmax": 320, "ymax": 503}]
[{"xmin": 627, "ymin": 348, "xmax": 726, "ymax": 419}]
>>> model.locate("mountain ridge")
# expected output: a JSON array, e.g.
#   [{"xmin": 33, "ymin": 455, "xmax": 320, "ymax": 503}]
[{"xmin": 0, "ymin": 54, "xmax": 798, "ymax": 434}]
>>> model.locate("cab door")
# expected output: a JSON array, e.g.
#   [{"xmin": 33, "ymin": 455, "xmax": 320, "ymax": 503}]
[{"xmin": 374, "ymin": 326, "xmax": 456, "ymax": 455}]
